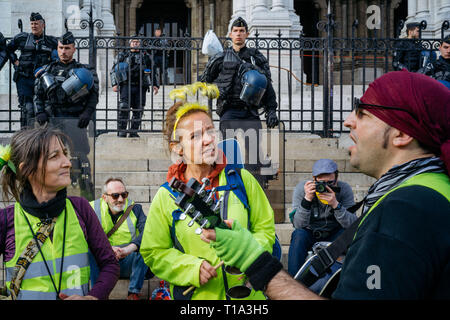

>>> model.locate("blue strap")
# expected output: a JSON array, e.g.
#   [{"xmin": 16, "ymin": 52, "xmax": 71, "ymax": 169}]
[
  {"xmin": 160, "ymin": 182, "xmax": 184, "ymax": 253},
  {"xmin": 224, "ymin": 165, "xmax": 250, "ymax": 211},
  {"xmin": 161, "ymin": 182, "xmax": 178, "ymax": 199}
]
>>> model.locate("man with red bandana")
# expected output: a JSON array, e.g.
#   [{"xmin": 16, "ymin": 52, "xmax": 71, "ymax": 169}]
[{"xmin": 202, "ymin": 71, "xmax": 450, "ymax": 299}]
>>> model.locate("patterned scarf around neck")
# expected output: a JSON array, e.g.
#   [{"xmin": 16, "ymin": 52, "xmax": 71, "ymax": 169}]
[{"xmin": 362, "ymin": 157, "xmax": 445, "ymax": 215}]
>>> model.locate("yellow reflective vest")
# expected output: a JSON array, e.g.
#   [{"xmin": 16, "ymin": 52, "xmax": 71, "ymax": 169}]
[
  {"xmin": 90, "ymin": 198, "xmax": 138, "ymax": 247},
  {"xmin": 140, "ymin": 168, "xmax": 275, "ymax": 300},
  {"xmin": 5, "ymin": 200, "xmax": 90, "ymax": 300}
]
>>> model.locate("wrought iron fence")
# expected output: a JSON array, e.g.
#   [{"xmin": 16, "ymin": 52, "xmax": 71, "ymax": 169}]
[{"xmin": 0, "ymin": 17, "xmax": 448, "ymax": 137}]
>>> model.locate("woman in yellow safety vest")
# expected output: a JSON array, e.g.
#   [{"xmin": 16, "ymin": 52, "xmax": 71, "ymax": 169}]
[
  {"xmin": 140, "ymin": 82, "xmax": 276, "ymax": 300},
  {"xmin": 0, "ymin": 127, "xmax": 119, "ymax": 300}
]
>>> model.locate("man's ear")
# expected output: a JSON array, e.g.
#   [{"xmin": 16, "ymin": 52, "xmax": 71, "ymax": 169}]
[{"xmin": 392, "ymin": 128, "xmax": 414, "ymax": 147}]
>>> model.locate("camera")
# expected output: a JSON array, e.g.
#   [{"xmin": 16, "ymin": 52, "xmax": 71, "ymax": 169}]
[
  {"xmin": 315, "ymin": 181, "xmax": 341, "ymax": 193},
  {"xmin": 315, "ymin": 181, "xmax": 328, "ymax": 193}
]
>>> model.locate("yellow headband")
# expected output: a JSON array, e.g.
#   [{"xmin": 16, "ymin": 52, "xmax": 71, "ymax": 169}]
[
  {"xmin": 169, "ymin": 82, "xmax": 219, "ymax": 141},
  {"xmin": 172, "ymin": 103, "xmax": 209, "ymax": 141},
  {"xmin": 0, "ymin": 144, "xmax": 16, "ymax": 174}
]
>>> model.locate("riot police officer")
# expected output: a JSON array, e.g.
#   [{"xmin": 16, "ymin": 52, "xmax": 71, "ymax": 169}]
[
  {"xmin": 199, "ymin": 17, "xmax": 278, "ymax": 128},
  {"xmin": 199, "ymin": 17, "xmax": 279, "ymax": 181},
  {"xmin": 34, "ymin": 31, "xmax": 99, "ymax": 200},
  {"xmin": 111, "ymin": 36, "xmax": 159, "ymax": 138},
  {"xmin": 0, "ymin": 32, "xmax": 15, "ymax": 71},
  {"xmin": 419, "ymin": 35, "xmax": 450, "ymax": 87},
  {"xmin": 392, "ymin": 22, "xmax": 435, "ymax": 72},
  {"xmin": 6, "ymin": 12, "xmax": 58, "ymax": 127}
]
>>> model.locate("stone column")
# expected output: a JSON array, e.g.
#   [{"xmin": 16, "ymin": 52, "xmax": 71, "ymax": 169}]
[
  {"xmin": 229, "ymin": 0, "xmax": 247, "ymax": 32},
  {"xmin": 407, "ymin": 0, "xmax": 417, "ymax": 20},
  {"xmin": 252, "ymin": 0, "xmax": 270, "ymax": 14},
  {"xmin": 415, "ymin": 0, "xmax": 430, "ymax": 19},
  {"xmin": 438, "ymin": 0, "xmax": 450, "ymax": 37},
  {"xmin": 101, "ymin": 0, "xmax": 116, "ymax": 35}
]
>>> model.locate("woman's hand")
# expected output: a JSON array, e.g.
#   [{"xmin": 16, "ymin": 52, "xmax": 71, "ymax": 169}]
[{"xmin": 199, "ymin": 260, "xmax": 218, "ymax": 285}]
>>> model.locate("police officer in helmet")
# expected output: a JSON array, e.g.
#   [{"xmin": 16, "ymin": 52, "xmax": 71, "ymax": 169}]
[
  {"xmin": 6, "ymin": 12, "xmax": 58, "ymax": 127},
  {"xmin": 418, "ymin": 35, "xmax": 450, "ymax": 87},
  {"xmin": 199, "ymin": 17, "xmax": 279, "ymax": 180},
  {"xmin": 111, "ymin": 35, "xmax": 159, "ymax": 138},
  {"xmin": 200, "ymin": 17, "xmax": 278, "ymax": 127},
  {"xmin": 392, "ymin": 22, "xmax": 435, "ymax": 73},
  {"xmin": 34, "ymin": 31, "xmax": 99, "ymax": 126},
  {"xmin": 33, "ymin": 31, "xmax": 99, "ymax": 200}
]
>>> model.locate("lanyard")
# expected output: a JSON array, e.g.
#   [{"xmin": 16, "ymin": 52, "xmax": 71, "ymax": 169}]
[{"xmin": 21, "ymin": 207, "xmax": 67, "ymax": 299}]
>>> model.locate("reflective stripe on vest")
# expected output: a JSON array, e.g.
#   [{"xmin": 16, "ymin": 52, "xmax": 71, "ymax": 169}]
[
  {"xmin": 355, "ymin": 172, "xmax": 450, "ymax": 239},
  {"xmin": 5, "ymin": 200, "xmax": 90, "ymax": 300},
  {"xmin": 13, "ymin": 283, "xmax": 89, "ymax": 300},
  {"xmin": 90, "ymin": 198, "xmax": 137, "ymax": 247}
]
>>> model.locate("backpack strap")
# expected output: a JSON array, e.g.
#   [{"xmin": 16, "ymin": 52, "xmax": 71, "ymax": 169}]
[
  {"xmin": 160, "ymin": 182, "xmax": 185, "ymax": 253},
  {"xmin": 223, "ymin": 165, "xmax": 282, "ymax": 260},
  {"xmin": 224, "ymin": 165, "xmax": 250, "ymax": 212}
]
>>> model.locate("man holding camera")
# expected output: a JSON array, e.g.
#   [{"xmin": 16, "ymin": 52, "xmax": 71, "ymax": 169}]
[{"xmin": 287, "ymin": 159, "xmax": 356, "ymax": 276}]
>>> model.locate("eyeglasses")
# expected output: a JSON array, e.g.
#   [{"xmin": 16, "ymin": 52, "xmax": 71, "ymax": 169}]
[
  {"xmin": 104, "ymin": 191, "xmax": 129, "ymax": 200},
  {"xmin": 353, "ymin": 97, "xmax": 417, "ymax": 120}
]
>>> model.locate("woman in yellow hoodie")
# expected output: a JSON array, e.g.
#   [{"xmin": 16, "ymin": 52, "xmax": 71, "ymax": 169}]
[{"xmin": 140, "ymin": 83, "xmax": 276, "ymax": 300}]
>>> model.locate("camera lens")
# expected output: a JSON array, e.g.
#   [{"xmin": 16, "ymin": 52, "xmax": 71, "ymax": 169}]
[{"xmin": 315, "ymin": 181, "xmax": 327, "ymax": 193}]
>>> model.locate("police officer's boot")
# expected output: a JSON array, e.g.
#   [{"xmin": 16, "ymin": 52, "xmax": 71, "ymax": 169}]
[{"xmin": 129, "ymin": 106, "xmax": 143, "ymax": 138}]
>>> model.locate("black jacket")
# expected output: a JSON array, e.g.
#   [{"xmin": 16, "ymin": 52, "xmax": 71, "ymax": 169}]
[
  {"xmin": 111, "ymin": 50, "xmax": 159, "ymax": 88},
  {"xmin": 199, "ymin": 46, "xmax": 277, "ymax": 115},
  {"xmin": 419, "ymin": 56, "xmax": 450, "ymax": 82},
  {"xmin": 7, "ymin": 32, "xmax": 58, "ymax": 79},
  {"xmin": 333, "ymin": 185, "xmax": 450, "ymax": 299},
  {"xmin": 34, "ymin": 59, "xmax": 99, "ymax": 117}
]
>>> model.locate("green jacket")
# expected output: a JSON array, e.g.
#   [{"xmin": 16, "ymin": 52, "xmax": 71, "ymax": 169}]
[{"xmin": 140, "ymin": 168, "xmax": 275, "ymax": 300}]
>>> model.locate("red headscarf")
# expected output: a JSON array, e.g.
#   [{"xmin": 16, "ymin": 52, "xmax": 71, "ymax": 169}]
[{"xmin": 360, "ymin": 70, "xmax": 450, "ymax": 172}]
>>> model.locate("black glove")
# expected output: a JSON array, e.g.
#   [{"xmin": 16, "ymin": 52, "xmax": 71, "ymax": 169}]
[
  {"xmin": 265, "ymin": 109, "xmax": 279, "ymax": 128},
  {"xmin": 77, "ymin": 112, "xmax": 91, "ymax": 128},
  {"xmin": 35, "ymin": 112, "xmax": 48, "ymax": 126}
]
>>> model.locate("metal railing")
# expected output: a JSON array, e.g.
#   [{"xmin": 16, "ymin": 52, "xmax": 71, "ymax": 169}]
[{"xmin": 0, "ymin": 16, "xmax": 448, "ymax": 137}]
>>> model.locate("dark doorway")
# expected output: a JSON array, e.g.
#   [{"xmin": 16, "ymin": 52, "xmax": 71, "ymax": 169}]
[
  {"xmin": 294, "ymin": 0, "xmax": 320, "ymax": 84},
  {"xmin": 394, "ymin": 0, "xmax": 408, "ymax": 37},
  {"xmin": 136, "ymin": 0, "xmax": 191, "ymax": 84}
]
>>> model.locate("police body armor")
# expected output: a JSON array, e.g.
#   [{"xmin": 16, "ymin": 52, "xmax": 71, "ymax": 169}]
[
  {"xmin": 215, "ymin": 48, "xmax": 267, "ymax": 116},
  {"xmin": 111, "ymin": 51, "xmax": 151, "ymax": 87},
  {"xmin": 15, "ymin": 33, "xmax": 55, "ymax": 79},
  {"xmin": 39, "ymin": 62, "xmax": 94, "ymax": 116},
  {"xmin": 0, "ymin": 32, "xmax": 13, "ymax": 71}
]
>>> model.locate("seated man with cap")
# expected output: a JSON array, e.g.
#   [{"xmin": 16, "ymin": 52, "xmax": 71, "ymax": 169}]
[{"xmin": 287, "ymin": 159, "xmax": 356, "ymax": 276}]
